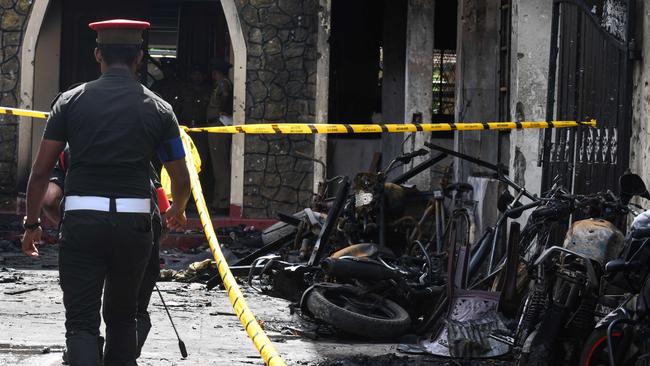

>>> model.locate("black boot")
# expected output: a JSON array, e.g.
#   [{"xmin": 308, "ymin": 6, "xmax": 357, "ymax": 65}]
[
  {"xmin": 135, "ymin": 313, "xmax": 151, "ymax": 358},
  {"xmin": 104, "ymin": 322, "xmax": 138, "ymax": 366},
  {"xmin": 65, "ymin": 331, "xmax": 100, "ymax": 366},
  {"xmin": 63, "ymin": 335, "xmax": 104, "ymax": 365}
]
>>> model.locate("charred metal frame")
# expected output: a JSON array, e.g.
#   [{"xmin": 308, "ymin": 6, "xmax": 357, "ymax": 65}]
[{"xmin": 308, "ymin": 176, "xmax": 350, "ymax": 266}]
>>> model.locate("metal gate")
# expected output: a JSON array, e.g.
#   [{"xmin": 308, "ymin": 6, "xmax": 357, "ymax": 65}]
[{"xmin": 541, "ymin": 0, "xmax": 634, "ymax": 194}]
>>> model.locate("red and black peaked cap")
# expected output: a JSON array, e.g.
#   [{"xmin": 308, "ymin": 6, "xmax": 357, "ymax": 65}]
[{"xmin": 88, "ymin": 19, "xmax": 150, "ymax": 45}]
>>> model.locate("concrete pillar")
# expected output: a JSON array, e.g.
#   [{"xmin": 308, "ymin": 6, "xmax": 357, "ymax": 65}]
[
  {"xmin": 313, "ymin": 0, "xmax": 331, "ymax": 192},
  {"xmin": 453, "ymin": 0, "xmax": 500, "ymax": 181},
  {"xmin": 508, "ymin": 0, "xmax": 552, "ymax": 200},
  {"xmin": 630, "ymin": 0, "xmax": 650, "ymax": 194},
  {"xmin": 452, "ymin": 0, "xmax": 502, "ymax": 234},
  {"xmin": 220, "ymin": 0, "xmax": 247, "ymax": 217},
  {"xmin": 32, "ymin": 1, "xmax": 62, "ymax": 165},
  {"xmin": 403, "ymin": 0, "xmax": 435, "ymax": 189},
  {"xmin": 18, "ymin": 0, "xmax": 49, "ymax": 189},
  {"xmin": 380, "ymin": 0, "xmax": 407, "ymax": 167}
]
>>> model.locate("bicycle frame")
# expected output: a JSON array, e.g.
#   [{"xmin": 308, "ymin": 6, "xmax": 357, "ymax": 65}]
[{"xmin": 424, "ymin": 143, "xmax": 543, "ymax": 286}]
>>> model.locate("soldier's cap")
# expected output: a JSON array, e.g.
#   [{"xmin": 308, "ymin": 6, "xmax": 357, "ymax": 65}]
[
  {"xmin": 209, "ymin": 58, "xmax": 232, "ymax": 72},
  {"xmin": 88, "ymin": 19, "xmax": 150, "ymax": 45},
  {"xmin": 189, "ymin": 63, "xmax": 207, "ymax": 73}
]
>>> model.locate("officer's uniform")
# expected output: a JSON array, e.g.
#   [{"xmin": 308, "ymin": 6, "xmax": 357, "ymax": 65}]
[
  {"xmin": 206, "ymin": 62, "xmax": 233, "ymax": 211},
  {"xmin": 49, "ymin": 148, "xmax": 164, "ymax": 359},
  {"xmin": 42, "ymin": 20, "xmax": 185, "ymax": 365}
]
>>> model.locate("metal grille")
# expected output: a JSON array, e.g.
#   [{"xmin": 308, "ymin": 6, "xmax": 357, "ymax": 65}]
[
  {"xmin": 541, "ymin": 0, "xmax": 633, "ymax": 194},
  {"xmin": 432, "ymin": 50, "xmax": 457, "ymax": 116}
]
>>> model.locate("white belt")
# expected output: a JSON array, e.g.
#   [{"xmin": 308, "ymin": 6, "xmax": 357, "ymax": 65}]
[{"xmin": 64, "ymin": 196, "xmax": 151, "ymax": 213}]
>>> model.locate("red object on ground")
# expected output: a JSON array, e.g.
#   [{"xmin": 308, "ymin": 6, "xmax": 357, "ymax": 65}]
[{"xmin": 156, "ymin": 187, "xmax": 171, "ymax": 214}]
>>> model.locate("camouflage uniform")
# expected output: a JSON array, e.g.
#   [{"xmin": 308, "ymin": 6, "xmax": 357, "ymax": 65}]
[{"xmin": 206, "ymin": 77, "xmax": 233, "ymax": 211}]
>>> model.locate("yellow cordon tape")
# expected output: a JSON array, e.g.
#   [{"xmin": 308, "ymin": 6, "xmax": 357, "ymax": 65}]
[
  {"xmin": 0, "ymin": 106, "xmax": 596, "ymax": 134},
  {"xmin": 186, "ymin": 120, "xmax": 597, "ymax": 134},
  {"xmin": 0, "ymin": 106, "xmax": 49, "ymax": 119},
  {"xmin": 181, "ymin": 132, "xmax": 287, "ymax": 366}
]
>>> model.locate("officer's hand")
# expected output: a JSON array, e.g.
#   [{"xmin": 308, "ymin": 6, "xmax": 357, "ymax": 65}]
[
  {"xmin": 21, "ymin": 227, "xmax": 42, "ymax": 257},
  {"xmin": 164, "ymin": 204, "xmax": 187, "ymax": 231}
]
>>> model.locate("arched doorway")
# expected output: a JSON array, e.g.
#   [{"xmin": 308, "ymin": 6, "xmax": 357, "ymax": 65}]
[{"xmin": 18, "ymin": 0, "xmax": 247, "ymax": 217}]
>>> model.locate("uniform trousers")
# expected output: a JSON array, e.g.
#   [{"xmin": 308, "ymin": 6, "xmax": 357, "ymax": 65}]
[{"xmin": 59, "ymin": 210, "xmax": 152, "ymax": 366}]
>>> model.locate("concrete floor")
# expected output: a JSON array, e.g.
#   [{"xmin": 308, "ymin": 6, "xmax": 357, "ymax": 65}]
[{"xmin": 0, "ymin": 245, "xmax": 491, "ymax": 366}]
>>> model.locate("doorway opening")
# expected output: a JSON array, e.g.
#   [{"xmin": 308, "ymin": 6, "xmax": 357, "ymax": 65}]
[
  {"xmin": 28, "ymin": 0, "xmax": 237, "ymax": 216},
  {"xmin": 325, "ymin": 0, "xmax": 458, "ymax": 184}
]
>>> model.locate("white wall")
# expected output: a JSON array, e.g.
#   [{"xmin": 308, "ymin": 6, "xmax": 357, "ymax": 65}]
[{"xmin": 630, "ymin": 0, "xmax": 650, "ymax": 193}]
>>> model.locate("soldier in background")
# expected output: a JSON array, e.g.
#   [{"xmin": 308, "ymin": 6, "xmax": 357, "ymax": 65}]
[
  {"xmin": 177, "ymin": 64, "xmax": 212, "ymax": 127},
  {"xmin": 206, "ymin": 58, "xmax": 233, "ymax": 215},
  {"xmin": 179, "ymin": 64, "xmax": 214, "ymax": 205},
  {"xmin": 151, "ymin": 57, "xmax": 184, "ymax": 116}
]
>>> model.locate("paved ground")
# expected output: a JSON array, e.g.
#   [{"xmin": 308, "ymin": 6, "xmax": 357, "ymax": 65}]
[{"xmin": 0, "ymin": 242, "xmax": 513, "ymax": 366}]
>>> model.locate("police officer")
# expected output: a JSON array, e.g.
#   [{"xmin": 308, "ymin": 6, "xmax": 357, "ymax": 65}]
[
  {"xmin": 206, "ymin": 58, "xmax": 233, "ymax": 214},
  {"xmin": 151, "ymin": 57, "xmax": 184, "ymax": 115},
  {"xmin": 177, "ymin": 64, "xmax": 212, "ymax": 128},
  {"xmin": 42, "ymin": 148, "xmax": 167, "ymax": 361},
  {"xmin": 21, "ymin": 19, "xmax": 191, "ymax": 366}
]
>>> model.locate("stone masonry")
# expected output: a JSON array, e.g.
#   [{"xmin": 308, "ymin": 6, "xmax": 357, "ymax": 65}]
[
  {"xmin": 235, "ymin": 0, "xmax": 318, "ymax": 217},
  {"xmin": 0, "ymin": 0, "xmax": 31, "ymax": 193}
]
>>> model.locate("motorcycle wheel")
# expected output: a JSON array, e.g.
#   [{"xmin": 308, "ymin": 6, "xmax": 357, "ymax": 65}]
[
  {"xmin": 305, "ymin": 286, "xmax": 411, "ymax": 339},
  {"xmin": 579, "ymin": 328, "xmax": 637, "ymax": 366}
]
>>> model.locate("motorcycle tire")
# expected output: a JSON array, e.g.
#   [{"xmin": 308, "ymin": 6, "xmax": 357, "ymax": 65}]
[
  {"xmin": 305, "ymin": 286, "xmax": 411, "ymax": 339},
  {"xmin": 517, "ymin": 303, "xmax": 567, "ymax": 366},
  {"xmin": 579, "ymin": 328, "xmax": 636, "ymax": 366}
]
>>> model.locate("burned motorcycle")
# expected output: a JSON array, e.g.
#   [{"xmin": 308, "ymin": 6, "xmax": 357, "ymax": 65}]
[
  {"xmin": 515, "ymin": 174, "xmax": 648, "ymax": 366},
  {"xmin": 577, "ymin": 174, "xmax": 650, "ymax": 366},
  {"xmin": 301, "ymin": 149, "xmax": 448, "ymax": 339},
  {"xmin": 578, "ymin": 227, "xmax": 650, "ymax": 366},
  {"xmin": 301, "ymin": 243, "xmax": 443, "ymax": 339}
]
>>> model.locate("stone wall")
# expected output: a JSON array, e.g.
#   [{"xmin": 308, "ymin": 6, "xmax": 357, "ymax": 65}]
[
  {"xmin": 235, "ymin": 0, "xmax": 318, "ymax": 217},
  {"xmin": 0, "ymin": 0, "xmax": 31, "ymax": 193}
]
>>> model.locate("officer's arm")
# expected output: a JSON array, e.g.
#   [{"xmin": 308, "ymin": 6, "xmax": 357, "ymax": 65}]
[
  {"xmin": 164, "ymin": 159, "xmax": 190, "ymax": 209},
  {"xmin": 162, "ymin": 159, "xmax": 190, "ymax": 230},
  {"xmin": 25, "ymin": 139, "xmax": 66, "ymax": 225}
]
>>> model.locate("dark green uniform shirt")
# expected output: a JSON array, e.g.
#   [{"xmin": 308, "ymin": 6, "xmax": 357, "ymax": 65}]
[{"xmin": 43, "ymin": 67, "xmax": 182, "ymax": 199}]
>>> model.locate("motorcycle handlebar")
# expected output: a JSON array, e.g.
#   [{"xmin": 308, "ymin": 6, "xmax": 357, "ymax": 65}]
[
  {"xmin": 396, "ymin": 148, "xmax": 429, "ymax": 164},
  {"xmin": 530, "ymin": 202, "xmax": 573, "ymax": 220},
  {"xmin": 504, "ymin": 200, "xmax": 543, "ymax": 218}
]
